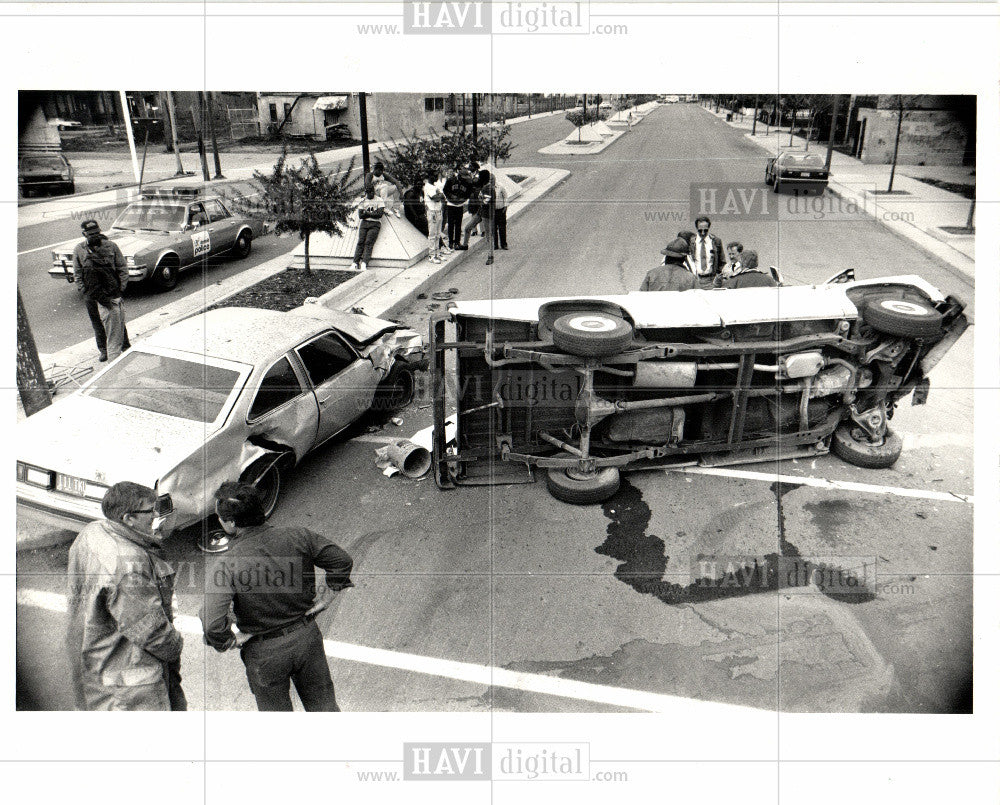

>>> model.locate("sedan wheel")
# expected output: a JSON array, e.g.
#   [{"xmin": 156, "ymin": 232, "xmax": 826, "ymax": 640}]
[
  {"xmin": 546, "ymin": 466, "xmax": 621, "ymax": 505},
  {"xmin": 253, "ymin": 463, "xmax": 282, "ymax": 519},
  {"xmin": 233, "ymin": 230, "xmax": 252, "ymax": 259},
  {"xmin": 831, "ymin": 424, "xmax": 903, "ymax": 470},
  {"xmin": 153, "ymin": 258, "xmax": 179, "ymax": 291}
]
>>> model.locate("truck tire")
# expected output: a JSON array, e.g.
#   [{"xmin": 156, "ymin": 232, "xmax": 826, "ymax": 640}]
[
  {"xmin": 862, "ymin": 295, "xmax": 943, "ymax": 339},
  {"xmin": 552, "ymin": 312, "xmax": 633, "ymax": 357},
  {"xmin": 546, "ymin": 466, "xmax": 621, "ymax": 504},
  {"xmin": 831, "ymin": 424, "xmax": 903, "ymax": 470}
]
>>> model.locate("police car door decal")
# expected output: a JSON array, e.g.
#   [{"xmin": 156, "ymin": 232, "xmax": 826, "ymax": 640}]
[{"xmin": 192, "ymin": 230, "xmax": 211, "ymax": 257}]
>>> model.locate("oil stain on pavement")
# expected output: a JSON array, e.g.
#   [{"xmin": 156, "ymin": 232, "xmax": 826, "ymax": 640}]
[{"xmin": 596, "ymin": 477, "xmax": 875, "ymax": 605}]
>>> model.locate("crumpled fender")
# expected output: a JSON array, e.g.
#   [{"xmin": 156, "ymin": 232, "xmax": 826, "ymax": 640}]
[{"xmin": 237, "ymin": 436, "xmax": 293, "ymax": 482}]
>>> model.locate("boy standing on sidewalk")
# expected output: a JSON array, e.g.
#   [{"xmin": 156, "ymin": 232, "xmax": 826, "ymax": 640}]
[{"xmin": 423, "ymin": 169, "xmax": 445, "ymax": 264}]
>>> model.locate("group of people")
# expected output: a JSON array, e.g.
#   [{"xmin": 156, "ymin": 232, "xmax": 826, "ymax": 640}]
[
  {"xmin": 349, "ymin": 159, "xmax": 510, "ymax": 271},
  {"xmin": 67, "ymin": 479, "xmax": 354, "ymax": 711},
  {"xmin": 640, "ymin": 215, "xmax": 776, "ymax": 292}
]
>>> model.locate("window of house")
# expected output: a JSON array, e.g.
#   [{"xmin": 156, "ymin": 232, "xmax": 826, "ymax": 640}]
[
  {"xmin": 283, "ymin": 102, "xmax": 292, "ymax": 120},
  {"xmin": 434, "ymin": 97, "xmax": 444, "ymax": 111},
  {"xmin": 425, "ymin": 97, "xmax": 435, "ymax": 112},
  {"xmin": 248, "ymin": 357, "xmax": 304, "ymax": 420},
  {"xmin": 296, "ymin": 333, "xmax": 356, "ymax": 386},
  {"xmin": 269, "ymin": 103, "xmax": 278, "ymax": 123}
]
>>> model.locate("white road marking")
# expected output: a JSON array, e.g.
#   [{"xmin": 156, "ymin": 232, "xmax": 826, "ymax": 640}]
[
  {"xmin": 16, "ymin": 588, "xmax": 750, "ymax": 714},
  {"xmin": 18, "ymin": 240, "xmax": 72, "ymax": 257},
  {"xmin": 666, "ymin": 466, "xmax": 973, "ymax": 504}
]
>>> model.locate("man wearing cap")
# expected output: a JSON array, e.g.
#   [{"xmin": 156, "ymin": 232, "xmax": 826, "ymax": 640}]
[
  {"xmin": 687, "ymin": 216, "xmax": 725, "ymax": 289},
  {"xmin": 73, "ymin": 219, "xmax": 129, "ymax": 361},
  {"xmin": 640, "ymin": 237, "xmax": 698, "ymax": 292},
  {"xmin": 200, "ymin": 481, "xmax": 354, "ymax": 711},
  {"xmin": 66, "ymin": 481, "xmax": 185, "ymax": 711}
]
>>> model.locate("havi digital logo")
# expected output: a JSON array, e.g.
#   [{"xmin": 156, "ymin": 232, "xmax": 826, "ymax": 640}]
[
  {"xmin": 403, "ymin": 743, "xmax": 492, "ymax": 780},
  {"xmin": 404, "ymin": 2, "xmax": 491, "ymax": 34}
]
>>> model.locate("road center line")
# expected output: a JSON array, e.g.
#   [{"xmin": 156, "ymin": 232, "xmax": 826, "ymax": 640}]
[
  {"xmin": 666, "ymin": 466, "xmax": 973, "ymax": 504},
  {"xmin": 18, "ymin": 240, "xmax": 71, "ymax": 257},
  {"xmin": 16, "ymin": 588, "xmax": 750, "ymax": 714}
]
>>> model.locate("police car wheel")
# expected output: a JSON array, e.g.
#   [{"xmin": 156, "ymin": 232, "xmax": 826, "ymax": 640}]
[
  {"xmin": 234, "ymin": 231, "xmax": 252, "ymax": 259},
  {"xmin": 862, "ymin": 295, "xmax": 943, "ymax": 339},
  {"xmin": 153, "ymin": 258, "xmax": 179, "ymax": 291},
  {"xmin": 551, "ymin": 312, "xmax": 633, "ymax": 357}
]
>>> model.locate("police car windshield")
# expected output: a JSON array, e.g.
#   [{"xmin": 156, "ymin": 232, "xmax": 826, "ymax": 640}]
[{"xmin": 113, "ymin": 202, "xmax": 187, "ymax": 232}]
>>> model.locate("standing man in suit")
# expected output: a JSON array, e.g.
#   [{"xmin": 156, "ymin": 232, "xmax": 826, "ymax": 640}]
[{"xmin": 688, "ymin": 216, "xmax": 725, "ymax": 289}]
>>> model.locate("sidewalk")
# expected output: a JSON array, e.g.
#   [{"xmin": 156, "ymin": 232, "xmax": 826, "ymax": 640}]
[
  {"xmin": 702, "ymin": 106, "xmax": 975, "ymax": 282},
  {"xmin": 17, "ymin": 108, "xmax": 570, "ymax": 228},
  {"xmin": 16, "ymin": 164, "xmax": 570, "ymax": 432}
]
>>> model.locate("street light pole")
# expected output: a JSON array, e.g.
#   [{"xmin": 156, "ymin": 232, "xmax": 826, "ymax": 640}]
[
  {"xmin": 751, "ymin": 94, "xmax": 758, "ymax": 136},
  {"xmin": 358, "ymin": 92, "xmax": 371, "ymax": 176}
]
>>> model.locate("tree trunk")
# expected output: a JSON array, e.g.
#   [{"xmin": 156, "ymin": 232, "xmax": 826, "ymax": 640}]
[
  {"xmin": 789, "ymin": 107, "xmax": 796, "ymax": 146},
  {"xmin": 17, "ymin": 289, "xmax": 52, "ymax": 416},
  {"xmin": 303, "ymin": 231, "xmax": 311, "ymax": 273},
  {"xmin": 825, "ymin": 95, "xmax": 838, "ymax": 171},
  {"xmin": 888, "ymin": 103, "xmax": 904, "ymax": 193}
]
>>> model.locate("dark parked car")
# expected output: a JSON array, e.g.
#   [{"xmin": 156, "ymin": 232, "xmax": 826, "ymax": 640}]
[
  {"xmin": 19, "ymin": 153, "xmax": 75, "ymax": 196},
  {"xmin": 430, "ymin": 272, "xmax": 968, "ymax": 504},
  {"xmin": 765, "ymin": 151, "xmax": 830, "ymax": 193}
]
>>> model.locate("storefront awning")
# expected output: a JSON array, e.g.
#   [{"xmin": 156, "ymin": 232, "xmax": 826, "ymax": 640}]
[{"xmin": 313, "ymin": 95, "xmax": 349, "ymax": 112}]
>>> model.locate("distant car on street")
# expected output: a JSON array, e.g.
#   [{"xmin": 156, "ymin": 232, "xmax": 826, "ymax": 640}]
[
  {"xmin": 18, "ymin": 153, "xmax": 75, "ymax": 196},
  {"xmin": 430, "ymin": 273, "xmax": 968, "ymax": 504},
  {"xmin": 765, "ymin": 151, "xmax": 831, "ymax": 193},
  {"xmin": 16, "ymin": 306, "xmax": 427, "ymax": 550},
  {"xmin": 49, "ymin": 186, "xmax": 266, "ymax": 291},
  {"xmin": 46, "ymin": 118, "xmax": 82, "ymax": 131}
]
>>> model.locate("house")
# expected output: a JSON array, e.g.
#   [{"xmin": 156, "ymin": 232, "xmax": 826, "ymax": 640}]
[
  {"xmin": 255, "ymin": 92, "xmax": 449, "ymax": 142},
  {"xmin": 851, "ymin": 95, "xmax": 975, "ymax": 167}
]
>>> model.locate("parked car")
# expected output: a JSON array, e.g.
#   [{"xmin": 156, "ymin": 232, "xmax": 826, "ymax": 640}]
[
  {"xmin": 765, "ymin": 151, "xmax": 830, "ymax": 193},
  {"xmin": 18, "ymin": 153, "xmax": 75, "ymax": 196},
  {"xmin": 46, "ymin": 118, "xmax": 82, "ymax": 131},
  {"xmin": 429, "ymin": 273, "xmax": 968, "ymax": 504},
  {"xmin": 16, "ymin": 306, "xmax": 426, "ymax": 549},
  {"xmin": 49, "ymin": 186, "xmax": 265, "ymax": 291}
]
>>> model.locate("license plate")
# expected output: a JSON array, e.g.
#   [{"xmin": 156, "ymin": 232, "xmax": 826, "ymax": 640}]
[
  {"xmin": 56, "ymin": 473, "xmax": 87, "ymax": 496},
  {"xmin": 26, "ymin": 468, "xmax": 53, "ymax": 488}
]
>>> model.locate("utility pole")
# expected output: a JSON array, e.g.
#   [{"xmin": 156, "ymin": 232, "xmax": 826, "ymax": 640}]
[
  {"xmin": 751, "ymin": 94, "xmax": 759, "ymax": 135},
  {"xmin": 825, "ymin": 94, "xmax": 839, "ymax": 171},
  {"xmin": 358, "ymin": 92, "xmax": 371, "ymax": 176},
  {"xmin": 16, "ymin": 289, "xmax": 52, "ymax": 416},
  {"xmin": 205, "ymin": 91, "xmax": 224, "ymax": 179},
  {"xmin": 164, "ymin": 90, "xmax": 185, "ymax": 176},
  {"xmin": 119, "ymin": 90, "xmax": 141, "ymax": 184},
  {"xmin": 472, "ymin": 93, "xmax": 478, "ymax": 140},
  {"xmin": 462, "ymin": 93, "xmax": 467, "ymax": 131}
]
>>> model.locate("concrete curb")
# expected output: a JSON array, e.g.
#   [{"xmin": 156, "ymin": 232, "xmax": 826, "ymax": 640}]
[
  {"xmin": 707, "ymin": 108, "xmax": 975, "ymax": 284},
  {"xmin": 539, "ymin": 128, "xmax": 627, "ymax": 156}
]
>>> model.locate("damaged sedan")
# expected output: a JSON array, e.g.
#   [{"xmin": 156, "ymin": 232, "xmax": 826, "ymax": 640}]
[
  {"xmin": 430, "ymin": 272, "xmax": 969, "ymax": 504},
  {"xmin": 17, "ymin": 305, "xmax": 426, "ymax": 547}
]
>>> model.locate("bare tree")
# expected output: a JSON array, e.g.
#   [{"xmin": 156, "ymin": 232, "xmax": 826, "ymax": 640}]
[
  {"xmin": 886, "ymin": 95, "xmax": 924, "ymax": 193},
  {"xmin": 17, "ymin": 289, "xmax": 52, "ymax": 416}
]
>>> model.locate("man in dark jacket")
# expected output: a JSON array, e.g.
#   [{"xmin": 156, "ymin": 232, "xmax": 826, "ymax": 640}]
[
  {"xmin": 73, "ymin": 219, "xmax": 130, "ymax": 361},
  {"xmin": 641, "ymin": 237, "xmax": 698, "ymax": 292},
  {"xmin": 73, "ymin": 219, "xmax": 128, "ymax": 361},
  {"xmin": 443, "ymin": 165, "xmax": 471, "ymax": 250},
  {"xmin": 201, "ymin": 482, "xmax": 354, "ymax": 711},
  {"xmin": 66, "ymin": 482, "xmax": 184, "ymax": 711},
  {"xmin": 715, "ymin": 250, "xmax": 776, "ymax": 288}
]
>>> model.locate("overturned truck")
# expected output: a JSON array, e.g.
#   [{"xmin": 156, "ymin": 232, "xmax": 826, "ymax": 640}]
[{"xmin": 430, "ymin": 272, "xmax": 968, "ymax": 504}]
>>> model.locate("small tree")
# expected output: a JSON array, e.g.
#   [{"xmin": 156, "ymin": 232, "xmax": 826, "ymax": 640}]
[
  {"xmin": 236, "ymin": 151, "xmax": 360, "ymax": 272},
  {"xmin": 381, "ymin": 125, "xmax": 513, "ymax": 188},
  {"xmin": 886, "ymin": 95, "xmax": 924, "ymax": 193}
]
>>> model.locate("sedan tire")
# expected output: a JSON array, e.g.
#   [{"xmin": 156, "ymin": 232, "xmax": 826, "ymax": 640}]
[
  {"xmin": 152, "ymin": 256, "xmax": 180, "ymax": 291},
  {"xmin": 233, "ymin": 230, "xmax": 253, "ymax": 259},
  {"xmin": 831, "ymin": 424, "xmax": 903, "ymax": 470},
  {"xmin": 248, "ymin": 461, "xmax": 283, "ymax": 519}
]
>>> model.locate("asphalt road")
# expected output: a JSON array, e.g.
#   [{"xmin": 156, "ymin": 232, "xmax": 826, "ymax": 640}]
[{"xmin": 16, "ymin": 104, "xmax": 974, "ymax": 713}]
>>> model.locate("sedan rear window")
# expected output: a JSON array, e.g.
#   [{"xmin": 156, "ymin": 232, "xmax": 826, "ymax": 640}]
[
  {"xmin": 782, "ymin": 153, "xmax": 825, "ymax": 167},
  {"xmin": 21, "ymin": 156, "xmax": 68, "ymax": 170},
  {"xmin": 86, "ymin": 351, "xmax": 241, "ymax": 423}
]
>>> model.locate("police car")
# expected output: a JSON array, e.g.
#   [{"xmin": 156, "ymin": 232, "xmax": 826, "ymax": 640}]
[{"xmin": 50, "ymin": 186, "xmax": 265, "ymax": 291}]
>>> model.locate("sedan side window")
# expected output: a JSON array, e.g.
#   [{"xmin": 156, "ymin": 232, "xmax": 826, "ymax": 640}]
[
  {"xmin": 204, "ymin": 199, "xmax": 230, "ymax": 222},
  {"xmin": 188, "ymin": 203, "xmax": 208, "ymax": 226},
  {"xmin": 296, "ymin": 333, "xmax": 356, "ymax": 386},
  {"xmin": 249, "ymin": 356, "xmax": 304, "ymax": 420}
]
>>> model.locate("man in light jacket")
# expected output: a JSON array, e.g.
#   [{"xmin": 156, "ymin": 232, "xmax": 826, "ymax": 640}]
[{"xmin": 66, "ymin": 482, "xmax": 184, "ymax": 711}]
